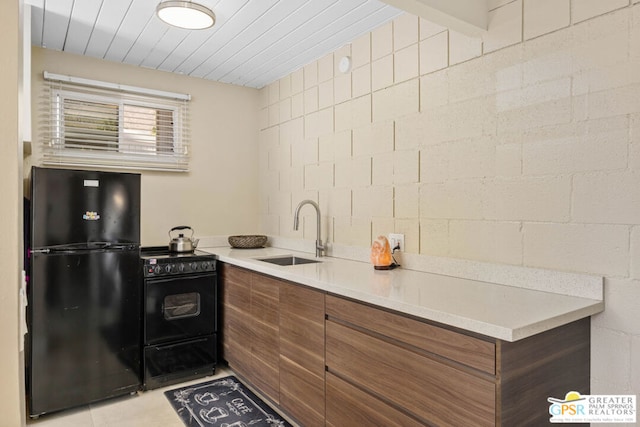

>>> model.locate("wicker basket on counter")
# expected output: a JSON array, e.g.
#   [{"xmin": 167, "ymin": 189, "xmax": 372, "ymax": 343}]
[{"xmin": 228, "ymin": 235, "xmax": 268, "ymax": 249}]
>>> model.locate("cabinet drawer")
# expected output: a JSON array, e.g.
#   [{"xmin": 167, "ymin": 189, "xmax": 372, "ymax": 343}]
[
  {"xmin": 144, "ymin": 334, "xmax": 216, "ymax": 390},
  {"xmin": 326, "ymin": 372, "xmax": 424, "ymax": 427},
  {"xmin": 326, "ymin": 320, "xmax": 495, "ymax": 427},
  {"xmin": 326, "ymin": 294, "xmax": 495, "ymax": 374}
]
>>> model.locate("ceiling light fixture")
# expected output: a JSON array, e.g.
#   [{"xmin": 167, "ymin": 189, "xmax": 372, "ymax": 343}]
[{"xmin": 156, "ymin": 1, "xmax": 215, "ymax": 30}]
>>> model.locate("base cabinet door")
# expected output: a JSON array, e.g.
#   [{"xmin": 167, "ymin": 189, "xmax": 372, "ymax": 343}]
[
  {"xmin": 221, "ymin": 264, "xmax": 327, "ymax": 424},
  {"xmin": 279, "ymin": 282, "xmax": 325, "ymax": 427},
  {"xmin": 249, "ymin": 274, "xmax": 280, "ymax": 404},
  {"xmin": 220, "ymin": 265, "xmax": 280, "ymax": 404},
  {"xmin": 220, "ymin": 265, "xmax": 252, "ymax": 378}
]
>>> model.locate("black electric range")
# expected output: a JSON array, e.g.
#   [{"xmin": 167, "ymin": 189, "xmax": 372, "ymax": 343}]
[{"xmin": 140, "ymin": 246, "xmax": 218, "ymax": 389}]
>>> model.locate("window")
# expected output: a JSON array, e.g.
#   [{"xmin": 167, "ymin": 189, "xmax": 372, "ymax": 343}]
[{"xmin": 41, "ymin": 72, "xmax": 191, "ymax": 172}]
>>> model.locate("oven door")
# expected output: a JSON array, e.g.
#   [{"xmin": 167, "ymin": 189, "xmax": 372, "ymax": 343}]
[{"xmin": 144, "ymin": 272, "xmax": 216, "ymax": 345}]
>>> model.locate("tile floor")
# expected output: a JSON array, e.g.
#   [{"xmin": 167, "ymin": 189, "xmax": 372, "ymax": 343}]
[{"xmin": 27, "ymin": 366, "xmax": 254, "ymax": 427}]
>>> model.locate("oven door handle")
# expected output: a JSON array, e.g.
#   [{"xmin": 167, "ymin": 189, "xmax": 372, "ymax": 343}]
[
  {"xmin": 154, "ymin": 337, "xmax": 209, "ymax": 351},
  {"xmin": 145, "ymin": 272, "xmax": 216, "ymax": 285}
]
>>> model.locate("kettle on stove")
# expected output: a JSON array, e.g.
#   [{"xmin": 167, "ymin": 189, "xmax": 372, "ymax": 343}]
[{"xmin": 168, "ymin": 226, "xmax": 200, "ymax": 253}]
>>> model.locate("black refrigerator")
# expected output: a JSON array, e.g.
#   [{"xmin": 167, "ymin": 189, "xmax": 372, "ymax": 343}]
[{"xmin": 28, "ymin": 167, "xmax": 142, "ymax": 418}]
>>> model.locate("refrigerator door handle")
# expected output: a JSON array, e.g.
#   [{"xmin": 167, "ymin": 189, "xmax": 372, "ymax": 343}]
[{"xmin": 30, "ymin": 249, "xmax": 50, "ymax": 254}]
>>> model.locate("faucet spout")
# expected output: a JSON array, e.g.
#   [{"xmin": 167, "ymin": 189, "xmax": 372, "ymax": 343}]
[{"xmin": 293, "ymin": 199, "xmax": 325, "ymax": 257}]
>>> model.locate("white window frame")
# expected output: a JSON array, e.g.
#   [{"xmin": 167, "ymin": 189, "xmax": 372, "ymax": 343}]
[{"xmin": 42, "ymin": 72, "xmax": 191, "ymax": 172}]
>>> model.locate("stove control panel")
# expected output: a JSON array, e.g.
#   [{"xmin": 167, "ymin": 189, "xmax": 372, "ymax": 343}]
[{"xmin": 143, "ymin": 258, "xmax": 216, "ymax": 277}]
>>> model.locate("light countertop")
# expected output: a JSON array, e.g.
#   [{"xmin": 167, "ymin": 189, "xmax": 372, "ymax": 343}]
[{"xmin": 201, "ymin": 246, "xmax": 604, "ymax": 342}]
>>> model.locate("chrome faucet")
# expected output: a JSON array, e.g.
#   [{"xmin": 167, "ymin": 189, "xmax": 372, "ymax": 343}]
[{"xmin": 293, "ymin": 199, "xmax": 325, "ymax": 257}]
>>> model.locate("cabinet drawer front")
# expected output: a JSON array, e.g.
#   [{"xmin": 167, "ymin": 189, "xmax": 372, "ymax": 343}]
[
  {"xmin": 326, "ymin": 320, "xmax": 495, "ymax": 427},
  {"xmin": 326, "ymin": 373, "xmax": 425, "ymax": 427},
  {"xmin": 326, "ymin": 294, "xmax": 495, "ymax": 374},
  {"xmin": 280, "ymin": 356, "xmax": 325, "ymax": 427}
]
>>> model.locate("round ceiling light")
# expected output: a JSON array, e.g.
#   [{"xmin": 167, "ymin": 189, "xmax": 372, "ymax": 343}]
[{"xmin": 156, "ymin": 1, "xmax": 216, "ymax": 30}]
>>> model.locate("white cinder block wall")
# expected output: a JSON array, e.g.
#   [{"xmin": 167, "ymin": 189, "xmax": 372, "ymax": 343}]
[{"xmin": 258, "ymin": 0, "xmax": 640, "ymax": 406}]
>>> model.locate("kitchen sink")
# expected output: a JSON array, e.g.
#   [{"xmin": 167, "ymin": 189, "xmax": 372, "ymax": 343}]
[{"xmin": 258, "ymin": 256, "xmax": 321, "ymax": 266}]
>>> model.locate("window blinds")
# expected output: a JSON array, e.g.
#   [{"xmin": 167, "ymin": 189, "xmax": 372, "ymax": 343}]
[{"xmin": 39, "ymin": 72, "xmax": 191, "ymax": 172}]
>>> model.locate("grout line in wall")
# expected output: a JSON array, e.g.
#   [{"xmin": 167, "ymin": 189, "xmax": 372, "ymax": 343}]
[
  {"xmin": 417, "ymin": 150, "xmax": 421, "ymax": 190},
  {"xmin": 626, "ymin": 115, "xmax": 632, "ymax": 171},
  {"xmin": 331, "ymin": 216, "xmax": 335, "ymax": 245},
  {"xmin": 392, "ymin": 185, "xmax": 396, "ymax": 218},
  {"xmin": 444, "ymin": 30, "xmax": 450, "ymax": 70},
  {"xmin": 626, "ymin": 224, "xmax": 632, "ymax": 278},
  {"xmin": 520, "ymin": 0, "xmax": 524, "ymax": 46},
  {"xmin": 349, "ymin": 129, "xmax": 353, "ymax": 157},
  {"xmin": 569, "ymin": 0, "xmax": 573, "ymax": 27},
  {"xmin": 331, "ymin": 163, "xmax": 335, "ymax": 187},
  {"xmin": 369, "ymin": 157, "xmax": 373, "ymax": 186},
  {"xmin": 392, "ymin": 120, "xmax": 396, "ymax": 151},
  {"xmin": 519, "ymin": 221, "xmax": 524, "ymax": 266},
  {"xmin": 349, "ymin": 188, "xmax": 353, "ymax": 218}
]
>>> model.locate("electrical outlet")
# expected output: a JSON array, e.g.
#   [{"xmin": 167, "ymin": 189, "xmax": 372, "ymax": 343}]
[{"xmin": 388, "ymin": 233, "xmax": 404, "ymax": 251}]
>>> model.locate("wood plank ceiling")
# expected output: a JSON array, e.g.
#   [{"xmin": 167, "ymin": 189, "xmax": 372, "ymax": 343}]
[{"xmin": 28, "ymin": 0, "xmax": 403, "ymax": 89}]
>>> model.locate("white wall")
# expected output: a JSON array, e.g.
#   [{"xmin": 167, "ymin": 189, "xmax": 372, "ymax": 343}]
[
  {"xmin": 30, "ymin": 47, "xmax": 261, "ymax": 246},
  {"xmin": 259, "ymin": 0, "xmax": 640, "ymax": 409},
  {"xmin": 0, "ymin": 0, "xmax": 26, "ymax": 425}
]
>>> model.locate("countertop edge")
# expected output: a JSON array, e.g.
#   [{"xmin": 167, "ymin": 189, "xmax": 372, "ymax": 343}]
[{"xmin": 204, "ymin": 247, "xmax": 604, "ymax": 342}]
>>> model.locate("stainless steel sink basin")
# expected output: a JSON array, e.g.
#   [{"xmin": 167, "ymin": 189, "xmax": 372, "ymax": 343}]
[{"xmin": 258, "ymin": 256, "xmax": 321, "ymax": 266}]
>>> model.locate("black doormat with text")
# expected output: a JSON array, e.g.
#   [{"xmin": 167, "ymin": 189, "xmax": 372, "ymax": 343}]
[{"xmin": 165, "ymin": 375, "xmax": 293, "ymax": 427}]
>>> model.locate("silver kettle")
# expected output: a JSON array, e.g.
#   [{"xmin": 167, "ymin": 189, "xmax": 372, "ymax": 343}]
[{"xmin": 168, "ymin": 226, "xmax": 200, "ymax": 253}]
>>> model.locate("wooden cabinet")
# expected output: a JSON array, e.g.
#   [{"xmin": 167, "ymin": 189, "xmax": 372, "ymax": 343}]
[
  {"xmin": 326, "ymin": 294, "xmax": 495, "ymax": 426},
  {"xmin": 325, "ymin": 294, "xmax": 590, "ymax": 427},
  {"xmin": 220, "ymin": 264, "xmax": 252, "ymax": 378},
  {"xmin": 220, "ymin": 265, "xmax": 280, "ymax": 404},
  {"xmin": 249, "ymin": 273, "xmax": 280, "ymax": 403},
  {"xmin": 279, "ymin": 282, "xmax": 325, "ymax": 427},
  {"xmin": 222, "ymin": 263, "xmax": 590, "ymax": 427},
  {"xmin": 220, "ymin": 264, "xmax": 325, "ymax": 425}
]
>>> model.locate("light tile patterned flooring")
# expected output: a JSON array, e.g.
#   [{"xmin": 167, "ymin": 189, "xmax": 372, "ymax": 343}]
[{"xmin": 27, "ymin": 367, "xmax": 240, "ymax": 427}]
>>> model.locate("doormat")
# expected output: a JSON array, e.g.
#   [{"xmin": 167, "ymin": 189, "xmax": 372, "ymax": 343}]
[{"xmin": 165, "ymin": 375, "xmax": 293, "ymax": 427}]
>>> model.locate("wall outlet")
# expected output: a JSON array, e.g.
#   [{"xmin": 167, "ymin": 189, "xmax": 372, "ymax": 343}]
[{"xmin": 388, "ymin": 233, "xmax": 404, "ymax": 252}]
